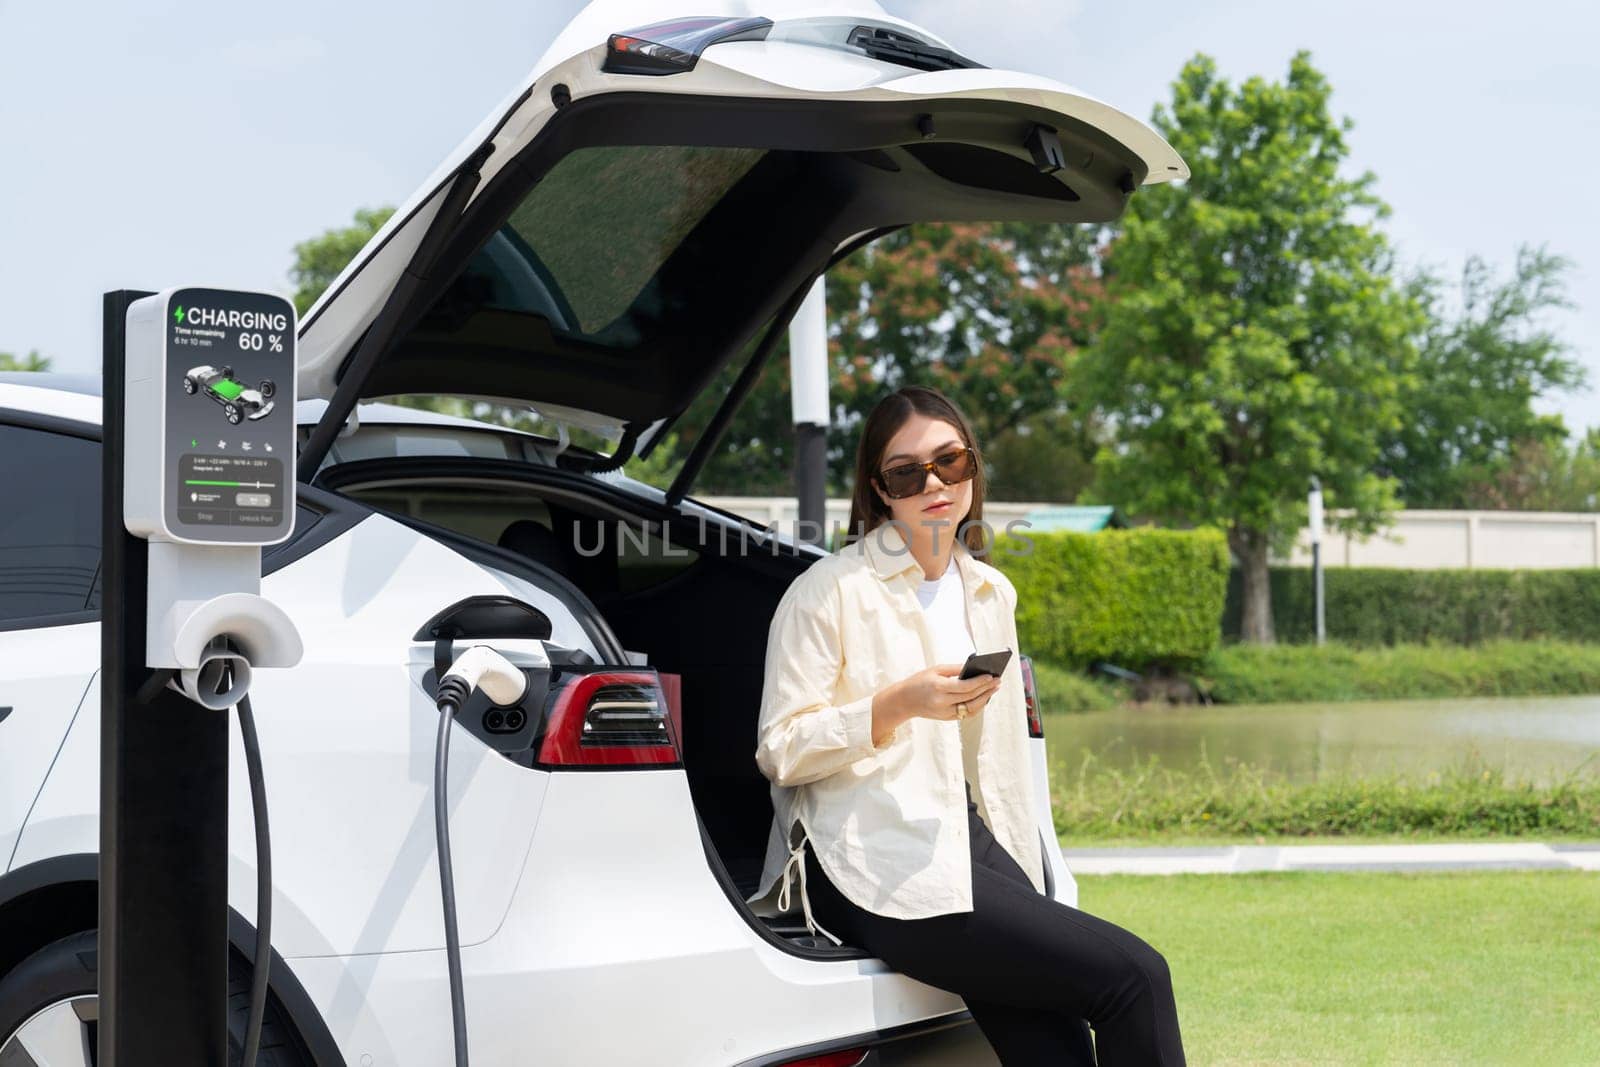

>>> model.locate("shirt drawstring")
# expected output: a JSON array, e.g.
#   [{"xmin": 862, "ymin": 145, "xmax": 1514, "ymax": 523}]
[{"xmin": 777, "ymin": 833, "xmax": 846, "ymax": 947}]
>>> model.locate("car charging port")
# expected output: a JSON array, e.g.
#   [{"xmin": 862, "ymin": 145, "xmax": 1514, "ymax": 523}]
[
  {"xmin": 480, "ymin": 691, "xmax": 532, "ymax": 735},
  {"xmin": 423, "ymin": 664, "xmax": 549, "ymax": 749}
]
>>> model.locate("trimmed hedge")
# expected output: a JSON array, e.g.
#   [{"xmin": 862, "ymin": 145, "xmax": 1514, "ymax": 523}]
[
  {"xmin": 995, "ymin": 527, "xmax": 1229, "ymax": 668},
  {"xmin": 1223, "ymin": 566, "xmax": 1600, "ymax": 646}
]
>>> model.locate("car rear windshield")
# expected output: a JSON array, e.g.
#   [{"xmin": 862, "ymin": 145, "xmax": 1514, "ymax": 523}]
[
  {"xmin": 377, "ymin": 102, "xmax": 1127, "ymax": 428},
  {"xmin": 456, "ymin": 144, "xmax": 766, "ymax": 344}
]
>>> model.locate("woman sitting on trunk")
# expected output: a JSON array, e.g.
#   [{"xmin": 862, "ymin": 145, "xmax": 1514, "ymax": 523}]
[{"xmin": 746, "ymin": 384, "xmax": 1187, "ymax": 1066}]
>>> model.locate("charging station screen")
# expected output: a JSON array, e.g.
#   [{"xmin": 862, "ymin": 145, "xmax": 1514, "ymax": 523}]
[{"xmin": 163, "ymin": 288, "xmax": 295, "ymax": 542}]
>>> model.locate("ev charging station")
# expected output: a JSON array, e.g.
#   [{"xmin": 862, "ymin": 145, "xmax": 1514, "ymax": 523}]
[
  {"xmin": 99, "ymin": 286, "xmax": 521, "ymax": 1066},
  {"xmin": 101, "ymin": 287, "xmax": 302, "ymax": 1064}
]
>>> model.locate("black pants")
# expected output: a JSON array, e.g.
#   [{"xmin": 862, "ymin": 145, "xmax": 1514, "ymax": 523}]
[{"xmin": 802, "ymin": 783, "xmax": 1186, "ymax": 1066}]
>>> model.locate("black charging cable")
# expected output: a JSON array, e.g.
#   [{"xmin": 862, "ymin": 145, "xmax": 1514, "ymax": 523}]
[
  {"xmin": 433, "ymin": 672, "xmax": 473, "ymax": 1067},
  {"xmin": 235, "ymin": 672, "xmax": 271, "ymax": 1067},
  {"xmin": 428, "ymin": 644, "xmax": 526, "ymax": 1067}
]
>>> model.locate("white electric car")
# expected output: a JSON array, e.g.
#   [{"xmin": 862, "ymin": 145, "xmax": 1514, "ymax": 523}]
[{"xmin": 0, "ymin": 2, "xmax": 1184, "ymax": 1063}]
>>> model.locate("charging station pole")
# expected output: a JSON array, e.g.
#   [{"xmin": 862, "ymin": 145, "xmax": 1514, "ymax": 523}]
[
  {"xmin": 101, "ymin": 289, "xmax": 231, "ymax": 1064},
  {"xmin": 789, "ymin": 276, "xmax": 829, "ymax": 548},
  {"xmin": 101, "ymin": 286, "xmax": 301, "ymax": 1064}
]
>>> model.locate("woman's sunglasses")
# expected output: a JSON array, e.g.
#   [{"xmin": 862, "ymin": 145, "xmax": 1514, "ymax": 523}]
[{"xmin": 875, "ymin": 446, "xmax": 978, "ymax": 500}]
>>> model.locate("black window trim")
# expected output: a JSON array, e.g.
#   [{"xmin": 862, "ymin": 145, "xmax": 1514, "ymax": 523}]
[
  {"xmin": 0, "ymin": 408, "xmax": 100, "ymax": 441},
  {"xmin": 0, "ymin": 410, "xmax": 104, "ymax": 631},
  {"xmin": 0, "ymin": 407, "xmax": 371, "ymax": 631},
  {"xmin": 0, "ymin": 610, "xmax": 100, "ymax": 635}
]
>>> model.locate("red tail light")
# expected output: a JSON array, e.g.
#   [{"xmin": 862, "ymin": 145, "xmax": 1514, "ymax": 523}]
[
  {"xmin": 776, "ymin": 1050, "xmax": 867, "ymax": 1067},
  {"xmin": 536, "ymin": 668, "xmax": 682, "ymax": 767},
  {"xmin": 1019, "ymin": 654, "xmax": 1044, "ymax": 738}
]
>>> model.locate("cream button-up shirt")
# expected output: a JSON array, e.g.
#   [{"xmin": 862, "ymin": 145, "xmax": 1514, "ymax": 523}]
[{"xmin": 745, "ymin": 519, "xmax": 1046, "ymax": 945}]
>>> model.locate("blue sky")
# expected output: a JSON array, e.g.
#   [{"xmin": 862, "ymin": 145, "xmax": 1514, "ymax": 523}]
[{"xmin": 2, "ymin": 1, "xmax": 1595, "ymax": 429}]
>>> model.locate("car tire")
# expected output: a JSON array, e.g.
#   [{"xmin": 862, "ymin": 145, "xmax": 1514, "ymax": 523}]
[
  {"xmin": 259, "ymin": 379, "xmax": 276, "ymax": 399},
  {"xmin": 183, "ymin": 377, "xmax": 198, "ymax": 395},
  {"xmin": 0, "ymin": 930, "xmax": 310, "ymax": 1066},
  {"xmin": 221, "ymin": 366, "xmax": 234, "ymax": 379},
  {"xmin": 225, "ymin": 404, "xmax": 242, "ymax": 425}
]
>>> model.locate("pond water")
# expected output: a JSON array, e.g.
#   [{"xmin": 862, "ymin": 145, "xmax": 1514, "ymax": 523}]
[{"xmin": 1041, "ymin": 695, "xmax": 1600, "ymax": 787}]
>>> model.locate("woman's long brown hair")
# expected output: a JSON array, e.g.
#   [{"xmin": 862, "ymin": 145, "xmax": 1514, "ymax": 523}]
[{"xmin": 842, "ymin": 385, "xmax": 990, "ymax": 558}]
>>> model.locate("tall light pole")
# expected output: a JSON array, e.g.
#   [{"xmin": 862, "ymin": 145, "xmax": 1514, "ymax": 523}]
[
  {"xmin": 789, "ymin": 276, "xmax": 829, "ymax": 547},
  {"xmin": 1309, "ymin": 475, "xmax": 1326, "ymax": 645}
]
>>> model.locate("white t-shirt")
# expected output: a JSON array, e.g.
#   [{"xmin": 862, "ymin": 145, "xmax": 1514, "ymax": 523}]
[
  {"xmin": 915, "ymin": 555, "xmax": 977, "ymax": 666},
  {"xmin": 916, "ymin": 555, "xmax": 983, "ymax": 802}
]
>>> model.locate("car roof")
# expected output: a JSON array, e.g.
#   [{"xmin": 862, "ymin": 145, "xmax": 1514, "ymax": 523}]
[
  {"xmin": 0, "ymin": 373, "xmax": 536, "ymax": 434},
  {"xmin": 0, "ymin": 373, "xmax": 104, "ymax": 423}
]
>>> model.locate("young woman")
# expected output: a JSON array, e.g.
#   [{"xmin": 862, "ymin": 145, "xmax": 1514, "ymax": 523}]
[{"xmin": 747, "ymin": 386, "xmax": 1186, "ymax": 1065}]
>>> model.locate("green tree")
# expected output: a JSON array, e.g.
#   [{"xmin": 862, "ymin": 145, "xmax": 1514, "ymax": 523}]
[
  {"xmin": 828, "ymin": 222, "xmax": 1107, "ymax": 488},
  {"xmin": 982, "ymin": 408, "xmax": 1102, "ymax": 502},
  {"xmin": 685, "ymin": 221, "xmax": 1109, "ymax": 498},
  {"xmin": 0, "ymin": 350, "xmax": 51, "ymax": 372},
  {"xmin": 1380, "ymin": 246, "xmax": 1582, "ymax": 507},
  {"xmin": 289, "ymin": 206, "xmax": 396, "ymax": 315},
  {"xmin": 1452, "ymin": 427, "xmax": 1600, "ymax": 512},
  {"xmin": 1076, "ymin": 52, "xmax": 1424, "ymax": 643}
]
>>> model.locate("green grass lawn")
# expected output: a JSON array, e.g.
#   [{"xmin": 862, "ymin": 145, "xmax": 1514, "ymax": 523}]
[
  {"xmin": 1078, "ymin": 870, "xmax": 1600, "ymax": 1065},
  {"xmin": 1042, "ymin": 737, "xmax": 1600, "ymax": 842}
]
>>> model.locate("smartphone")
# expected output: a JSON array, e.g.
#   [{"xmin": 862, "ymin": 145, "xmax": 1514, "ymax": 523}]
[{"xmin": 959, "ymin": 648, "xmax": 1013, "ymax": 680}]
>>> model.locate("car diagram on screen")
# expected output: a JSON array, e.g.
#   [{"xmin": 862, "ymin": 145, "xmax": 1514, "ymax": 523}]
[{"xmin": 182, "ymin": 365, "xmax": 276, "ymax": 425}]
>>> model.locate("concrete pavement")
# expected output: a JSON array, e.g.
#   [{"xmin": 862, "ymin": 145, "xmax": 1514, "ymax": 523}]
[{"xmin": 1060, "ymin": 841, "xmax": 1600, "ymax": 874}]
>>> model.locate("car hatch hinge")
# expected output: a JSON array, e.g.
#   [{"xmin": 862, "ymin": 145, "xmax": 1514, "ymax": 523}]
[{"xmin": 559, "ymin": 420, "xmax": 642, "ymax": 474}]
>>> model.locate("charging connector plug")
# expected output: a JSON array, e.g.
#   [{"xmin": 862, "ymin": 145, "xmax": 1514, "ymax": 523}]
[{"xmin": 437, "ymin": 644, "xmax": 528, "ymax": 711}]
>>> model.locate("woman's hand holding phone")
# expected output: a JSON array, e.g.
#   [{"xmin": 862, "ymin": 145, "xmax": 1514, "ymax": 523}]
[{"xmin": 874, "ymin": 663, "xmax": 1002, "ymax": 732}]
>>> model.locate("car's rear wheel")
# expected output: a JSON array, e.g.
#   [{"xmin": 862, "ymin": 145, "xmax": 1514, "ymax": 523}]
[
  {"xmin": 225, "ymin": 403, "xmax": 242, "ymax": 424},
  {"xmin": 183, "ymin": 377, "xmax": 198, "ymax": 395},
  {"xmin": 2, "ymin": 994, "xmax": 95, "ymax": 1065},
  {"xmin": 0, "ymin": 930, "xmax": 310, "ymax": 1065},
  {"xmin": 258, "ymin": 379, "xmax": 276, "ymax": 399}
]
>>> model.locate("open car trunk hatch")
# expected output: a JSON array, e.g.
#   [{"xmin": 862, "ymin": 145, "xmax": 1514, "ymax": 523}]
[{"xmin": 296, "ymin": 1, "xmax": 1185, "ymax": 483}]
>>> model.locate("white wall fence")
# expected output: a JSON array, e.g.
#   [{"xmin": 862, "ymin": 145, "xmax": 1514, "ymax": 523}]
[
  {"xmin": 1281, "ymin": 509, "xmax": 1600, "ymax": 570},
  {"xmin": 700, "ymin": 497, "xmax": 1600, "ymax": 570}
]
